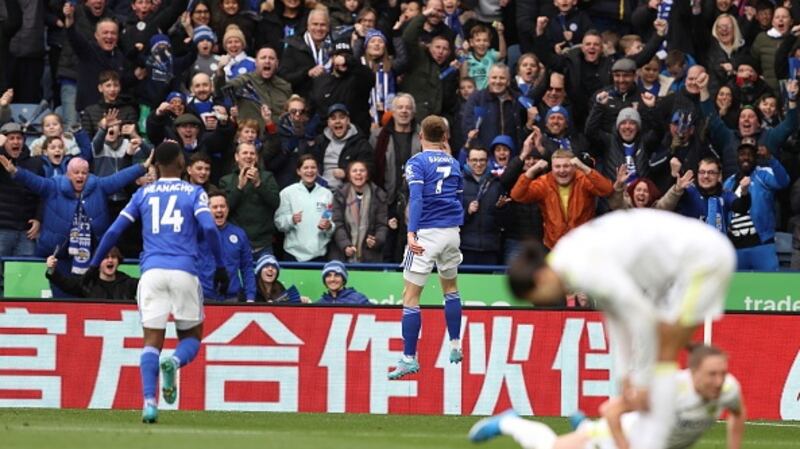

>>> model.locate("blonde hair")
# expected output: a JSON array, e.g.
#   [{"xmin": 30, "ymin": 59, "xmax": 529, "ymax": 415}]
[{"xmin": 712, "ymin": 14, "xmax": 744, "ymax": 54}]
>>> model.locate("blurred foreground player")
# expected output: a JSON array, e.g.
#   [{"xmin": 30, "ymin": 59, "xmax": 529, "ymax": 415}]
[
  {"xmin": 389, "ymin": 115, "xmax": 465, "ymax": 380},
  {"xmin": 469, "ymin": 344, "xmax": 745, "ymax": 449},
  {"xmin": 84, "ymin": 142, "xmax": 229, "ymax": 423},
  {"xmin": 504, "ymin": 209, "xmax": 736, "ymax": 449}
]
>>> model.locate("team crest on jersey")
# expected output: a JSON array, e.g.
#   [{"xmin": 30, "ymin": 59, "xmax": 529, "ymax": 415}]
[
  {"xmin": 198, "ymin": 191, "xmax": 209, "ymax": 206},
  {"xmin": 404, "ymin": 164, "xmax": 415, "ymax": 181},
  {"xmin": 229, "ymin": 234, "xmax": 239, "ymax": 244}
]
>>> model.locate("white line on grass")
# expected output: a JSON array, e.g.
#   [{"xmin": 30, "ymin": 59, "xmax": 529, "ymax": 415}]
[
  {"xmin": 2, "ymin": 424, "xmax": 454, "ymax": 440},
  {"xmin": 746, "ymin": 421, "xmax": 800, "ymax": 428}
]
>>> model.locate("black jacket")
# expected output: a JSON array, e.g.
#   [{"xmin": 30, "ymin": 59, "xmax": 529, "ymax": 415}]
[
  {"xmin": 278, "ymin": 34, "xmax": 321, "ymax": 99},
  {"xmin": 310, "ymin": 56, "xmax": 375, "ymax": 134},
  {"xmin": 460, "ymin": 173, "xmax": 503, "ymax": 253},
  {"xmin": 46, "ymin": 268, "xmax": 138, "ymax": 301},
  {"xmin": 0, "ymin": 146, "xmax": 43, "ymax": 231}
]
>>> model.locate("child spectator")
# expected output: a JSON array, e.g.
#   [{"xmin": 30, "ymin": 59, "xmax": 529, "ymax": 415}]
[
  {"xmin": 217, "ymin": 25, "xmax": 256, "ymax": 82},
  {"xmin": 544, "ymin": 0, "xmax": 594, "ymax": 50},
  {"xmin": 80, "ymin": 71, "xmax": 139, "ymax": 139},
  {"xmin": 317, "ymin": 260, "xmax": 371, "ymax": 305},
  {"xmin": 515, "ymin": 53, "xmax": 543, "ymax": 96},
  {"xmin": 758, "ymin": 93, "xmax": 781, "ymax": 129},
  {"xmin": 330, "ymin": 0, "xmax": 363, "ymax": 33},
  {"xmin": 39, "ymin": 136, "xmax": 69, "ymax": 178},
  {"xmin": 189, "ymin": 26, "xmax": 222, "ymax": 80},
  {"xmin": 214, "ymin": 0, "xmax": 258, "ymax": 50},
  {"xmin": 30, "ymin": 113, "xmax": 91, "ymax": 161},
  {"xmin": 460, "ymin": 23, "xmax": 507, "ymax": 90},
  {"xmin": 618, "ymin": 34, "xmax": 643, "ymax": 57}
]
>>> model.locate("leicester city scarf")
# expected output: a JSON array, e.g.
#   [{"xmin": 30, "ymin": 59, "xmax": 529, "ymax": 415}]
[{"xmin": 68, "ymin": 200, "xmax": 92, "ymax": 274}]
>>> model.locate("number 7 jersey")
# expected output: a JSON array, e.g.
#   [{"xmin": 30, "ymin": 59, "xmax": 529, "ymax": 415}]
[
  {"xmin": 405, "ymin": 149, "xmax": 464, "ymax": 231},
  {"xmin": 120, "ymin": 178, "xmax": 211, "ymax": 276}
]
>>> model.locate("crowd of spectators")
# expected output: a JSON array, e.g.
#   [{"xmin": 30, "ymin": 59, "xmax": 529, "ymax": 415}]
[{"xmin": 1, "ymin": 0, "xmax": 800, "ymax": 301}]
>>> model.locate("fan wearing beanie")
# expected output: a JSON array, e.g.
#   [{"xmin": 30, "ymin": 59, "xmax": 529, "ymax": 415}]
[
  {"xmin": 253, "ymin": 254, "xmax": 306, "ymax": 303},
  {"xmin": 317, "ymin": 260, "xmax": 371, "ymax": 305}
]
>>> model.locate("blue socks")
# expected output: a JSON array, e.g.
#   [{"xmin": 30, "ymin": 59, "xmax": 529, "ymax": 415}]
[
  {"xmin": 402, "ymin": 306, "xmax": 421, "ymax": 358},
  {"xmin": 444, "ymin": 291, "xmax": 462, "ymax": 341},
  {"xmin": 140, "ymin": 346, "xmax": 160, "ymax": 402},
  {"xmin": 172, "ymin": 337, "xmax": 201, "ymax": 367}
]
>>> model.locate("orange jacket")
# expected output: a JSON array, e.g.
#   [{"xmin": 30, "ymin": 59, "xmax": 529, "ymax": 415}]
[{"xmin": 510, "ymin": 170, "xmax": 614, "ymax": 248}]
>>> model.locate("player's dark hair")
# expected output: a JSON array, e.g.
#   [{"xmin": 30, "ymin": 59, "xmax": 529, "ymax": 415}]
[
  {"xmin": 687, "ymin": 344, "xmax": 726, "ymax": 370},
  {"xmin": 154, "ymin": 141, "xmax": 182, "ymax": 167},
  {"xmin": 421, "ymin": 115, "xmax": 448, "ymax": 143},
  {"xmin": 507, "ymin": 240, "xmax": 549, "ymax": 300}
]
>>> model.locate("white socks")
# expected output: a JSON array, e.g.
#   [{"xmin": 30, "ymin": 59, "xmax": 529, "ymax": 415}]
[
  {"xmin": 629, "ymin": 362, "xmax": 678, "ymax": 449},
  {"xmin": 499, "ymin": 415, "xmax": 558, "ymax": 449}
]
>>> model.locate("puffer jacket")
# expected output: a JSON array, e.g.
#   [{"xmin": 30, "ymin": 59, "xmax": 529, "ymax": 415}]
[{"xmin": 13, "ymin": 163, "xmax": 145, "ymax": 256}]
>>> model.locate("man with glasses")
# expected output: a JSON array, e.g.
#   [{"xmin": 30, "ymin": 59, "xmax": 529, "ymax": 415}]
[
  {"xmin": 460, "ymin": 147, "xmax": 504, "ymax": 265},
  {"xmin": 674, "ymin": 157, "xmax": 749, "ymax": 235}
]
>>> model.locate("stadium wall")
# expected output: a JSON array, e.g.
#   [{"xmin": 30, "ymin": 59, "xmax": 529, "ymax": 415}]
[
  {"xmin": 0, "ymin": 301, "xmax": 797, "ymax": 420},
  {"xmin": 5, "ymin": 260, "xmax": 800, "ymax": 311}
]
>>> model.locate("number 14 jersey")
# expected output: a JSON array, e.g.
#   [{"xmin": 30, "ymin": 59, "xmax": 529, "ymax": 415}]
[
  {"xmin": 120, "ymin": 178, "xmax": 211, "ymax": 276},
  {"xmin": 405, "ymin": 149, "xmax": 464, "ymax": 231}
]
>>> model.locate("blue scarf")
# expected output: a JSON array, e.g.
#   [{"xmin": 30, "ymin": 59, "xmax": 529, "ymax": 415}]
[
  {"xmin": 706, "ymin": 196, "xmax": 725, "ymax": 232},
  {"xmin": 68, "ymin": 199, "xmax": 92, "ymax": 274},
  {"xmin": 623, "ymin": 142, "xmax": 638, "ymax": 182}
]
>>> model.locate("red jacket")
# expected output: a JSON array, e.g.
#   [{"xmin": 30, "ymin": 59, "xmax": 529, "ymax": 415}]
[{"xmin": 510, "ymin": 169, "xmax": 613, "ymax": 248}]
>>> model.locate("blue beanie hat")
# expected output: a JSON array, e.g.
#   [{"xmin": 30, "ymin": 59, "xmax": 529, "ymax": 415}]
[
  {"xmin": 545, "ymin": 105, "xmax": 570, "ymax": 123},
  {"xmin": 255, "ymin": 254, "xmax": 280, "ymax": 277},
  {"xmin": 322, "ymin": 260, "xmax": 348, "ymax": 284},
  {"xmin": 490, "ymin": 135, "xmax": 515, "ymax": 153},
  {"xmin": 149, "ymin": 33, "xmax": 171, "ymax": 53},
  {"xmin": 166, "ymin": 91, "xmax": 186, "ymax": 103},
  {"xmin": 193, "ymin": 25, "xmax": 217, "ymax": 45},
  {"xmin": 364, "ymin": 28, "xmax": 387, "ymax": 49}
]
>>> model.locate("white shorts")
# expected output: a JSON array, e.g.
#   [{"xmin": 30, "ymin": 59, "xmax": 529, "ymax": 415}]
[
  {"xmin": 402, "ymin": 227, "xmax": 462, "ymax": 285},
  {"xmin": 658, "ymin": 236, "xmax": 736, "ymax": 326},
  {"xmin": 137, "ymin": 269, "xmax": 204, "ymax": 330},
  {"xmin": 579, "ymin": 414, "xmax": 639, "ymax": 449}
]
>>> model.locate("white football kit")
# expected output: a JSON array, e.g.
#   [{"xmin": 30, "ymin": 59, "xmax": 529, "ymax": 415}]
[
  {"xmin": 581, "ymin": 370, "xmax": 742, "ymax": 449},
  {"xmin": 547, "ymin": 209, "xmax": 736, "ymax": 386}
]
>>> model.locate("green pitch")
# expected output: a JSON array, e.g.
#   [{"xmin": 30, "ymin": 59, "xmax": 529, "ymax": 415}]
[{"xmin": 1, "ymin": 409, "xmax": 797, "ymax": 449}]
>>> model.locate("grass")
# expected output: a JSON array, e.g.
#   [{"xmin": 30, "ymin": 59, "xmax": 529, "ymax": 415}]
[{"xmin": 1, "ymin": 409, "xmax": 798, "ymax": 449}]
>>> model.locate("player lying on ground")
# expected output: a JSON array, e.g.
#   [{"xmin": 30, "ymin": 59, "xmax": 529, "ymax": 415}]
[
  {"xmin": 469, "ymin": 344, "xmax": 745, "ymax": 449},
  {"xmin": 85, "ymin": 142, "xmax": 229, "ymax": 423},
  {"xmin": 506, "ymin": 209, "xmax": 737, "ymax": 449}
]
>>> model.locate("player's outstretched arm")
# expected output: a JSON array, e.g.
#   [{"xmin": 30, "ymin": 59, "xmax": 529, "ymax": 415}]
[
  {"xmin": 727, "ymin": 400, "xmax": 746, "ymax": 449},
  {"xmin": 84, "ymin": 214, "xmax": 134, "ymax": 286}
]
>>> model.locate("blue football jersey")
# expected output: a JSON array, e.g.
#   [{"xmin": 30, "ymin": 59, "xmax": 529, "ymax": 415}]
[
  {"xmin": 120, "ymin": 178, "xmax": 211, "ymax": 275},
  {"xmin": 405, "ymin": 149, "xmax": 464, "ymax": 231}
]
